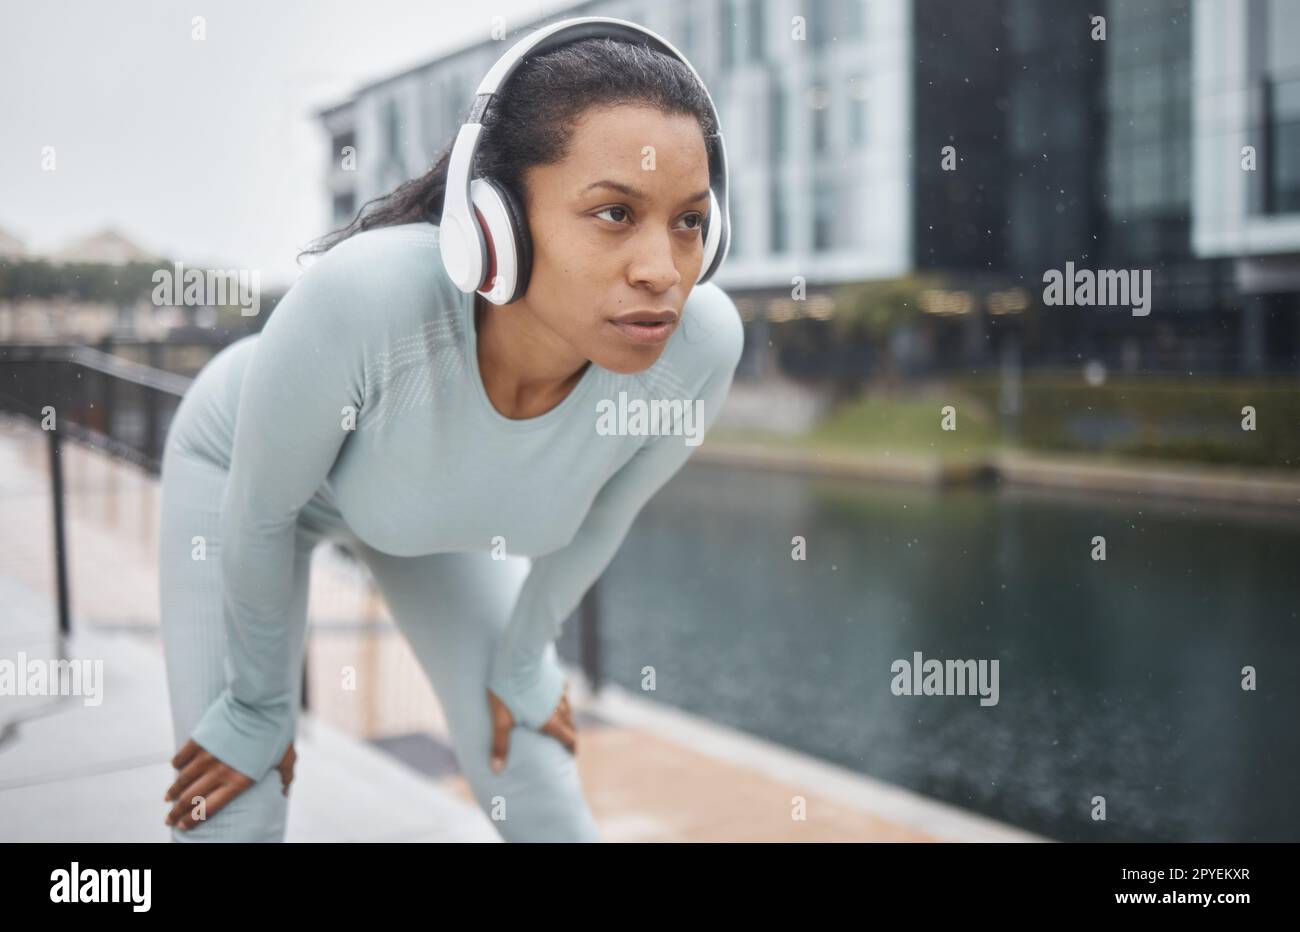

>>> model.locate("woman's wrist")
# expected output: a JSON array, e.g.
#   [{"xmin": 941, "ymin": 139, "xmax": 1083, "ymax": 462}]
[
  {"xmin": 487, "ymin": 641, "xmax": 567, "ymax": 730},
  {"xmin": 187, "ymin": 687, "xmax": 293, "ymax": 783}
]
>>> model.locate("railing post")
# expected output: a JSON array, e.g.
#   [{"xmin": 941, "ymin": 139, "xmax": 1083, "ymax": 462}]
[
  {"xmin": 578, "ymin": 578, "xmax": 602, "ymax": 695},
  {"xmin": 144, "ymin": 342, "xmax": 160, "ymax": 463},
  {"xmin": 47, "ymin": 425, "xmax": 71, "ymax": 638},
  {"xmin": 99, "ymin": 335, "xmax": 115, "ymax": 438}
]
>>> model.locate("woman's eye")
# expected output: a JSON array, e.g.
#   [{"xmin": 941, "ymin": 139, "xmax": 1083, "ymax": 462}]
[
  {"xmin": 594, "ymin": 207, "xmax": 705, "ymax": 233},
  {"xmin": 595, "ymin": 206, "xmax": 631, "ymax": 224}
]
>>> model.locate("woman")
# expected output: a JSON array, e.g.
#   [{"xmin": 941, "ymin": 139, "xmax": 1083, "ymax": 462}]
[{"xmin": 157, "ymin": 32, "xmax": 743, "ymax": 842}]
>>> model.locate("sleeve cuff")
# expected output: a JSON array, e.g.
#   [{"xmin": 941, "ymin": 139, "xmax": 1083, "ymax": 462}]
[
  {"xmin": 187, "ymin": 687, "xmax": 293, "ymax": 783},
  {"xmin": 487, "ymin": 640, "xmax": 568, "ymax": 731}
]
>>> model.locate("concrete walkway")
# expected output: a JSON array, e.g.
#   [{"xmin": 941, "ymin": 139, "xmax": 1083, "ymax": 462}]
[{"xmin": 0, "ymin": 576, "xmax": 501, "ymax": 842}]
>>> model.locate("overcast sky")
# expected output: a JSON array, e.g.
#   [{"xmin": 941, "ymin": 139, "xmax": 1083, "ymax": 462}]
[{"xmin": 1, "ymin": 0, "xmax": 568, "ymax": 289}]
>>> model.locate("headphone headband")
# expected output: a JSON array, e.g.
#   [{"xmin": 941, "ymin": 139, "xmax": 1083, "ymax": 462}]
[{"xmin": 440, "ymin": 16, "xmax": 731, "ymax": 300}]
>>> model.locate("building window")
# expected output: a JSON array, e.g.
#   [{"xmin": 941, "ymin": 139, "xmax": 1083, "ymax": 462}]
[
  {"xmin": 720, "ymin": 0, "xmax": 735, "ymax": 70},
  {"xmin": 747, "ymin": 81, "xmax": 764, "ymax": 158},
  {"xmin": 748, "ymin": 0, "xmax": 765, "ymax": 62},
  {"xmin": 332, "ymin": 191, "xmax": 356, "ymax": 225},
  {"xmin": 813, "ymin": 182, "xmax": 834, "ymax": 251},
  {"xmin": 421, "ymin": 82, "xmax": 444, "ymax": 152},
  {"xmin": 769, "ymin": 176, "xmax": 787, "ymax": 253},
  {"xmin": 847, "ymin": 75, "xmax": 867, "ymax": 147},
  {"xmin": 1263, "ymin": 0, "xmax": 1300, "ymax": 213},
  {"xmin": 849, "ymin": 178, "xmax": 866, "ymax": 247},
  {"xmin": 331, "ymin": 130, "xmax": 356, "ymax": 169},
  {"xmin": 381, "ymin": 98, "xmax": 406, "ymax": 181},
  {"xmin": 810, "ymin": 0, "xmax": 832, "ymax": 48},
  {"xmin": 769, "ymin": 80, "xmax": 786, "ymax": 160},
  {"xmin": 385, "ymin": 99, "xmax": 402, "ymax": 158},
  {"xmin": 810, "ymin": 85, "xmax": 830, "ymax": 155},
  {"xmin": 843, "ymin": 0, "xmax": 865, "ymax": 39},
  {"xmin": 1267, "ymin": 80, "xmax": 1300, "ymax": 213},
  {"xmin": 1131, "ymin": 142, "xmax": 1164, "ymax": 212},
  {"xmin": 729, "ymin": 194, "xmax": 740, "ymax": 257},
  {"xmin": 445, "ymin": 78, "xmax": 467, "ymax": 134}
]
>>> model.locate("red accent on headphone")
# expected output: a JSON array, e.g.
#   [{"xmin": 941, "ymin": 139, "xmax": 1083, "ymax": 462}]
[{"xmin": 472, "ymin": 204, "xmax": 497, "ymax": 293}]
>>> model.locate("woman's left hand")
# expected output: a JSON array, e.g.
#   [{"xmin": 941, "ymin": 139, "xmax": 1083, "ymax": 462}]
[{"xmin": 487, "ymin": 683, "xmax": 576, "ymax": 774}]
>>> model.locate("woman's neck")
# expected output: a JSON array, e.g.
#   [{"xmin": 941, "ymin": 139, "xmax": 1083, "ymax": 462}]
[{"xmin": 473, "ymin": 293, "xmax": 590, "ymax": 419}]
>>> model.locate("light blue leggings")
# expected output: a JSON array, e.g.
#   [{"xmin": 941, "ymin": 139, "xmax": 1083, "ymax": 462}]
[{"xmin": 157, "ymin": 442, "xmax": 600, "ymax": 843}]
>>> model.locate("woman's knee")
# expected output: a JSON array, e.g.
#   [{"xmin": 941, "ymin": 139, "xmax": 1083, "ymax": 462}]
[
  {"xmin": 168, "ymin": 773, "xmax": 289, "ymax": 843},
  {"xmin": 460, "ymin": 726, "xmax": 600, "ymax": 843}
]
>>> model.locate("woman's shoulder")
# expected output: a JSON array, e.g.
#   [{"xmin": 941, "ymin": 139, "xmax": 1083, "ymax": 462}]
[
  {"xmin": 285, "ymin": 221, "xmax": 460, "ymax": 331},
  {"xmin": 662, "ymin": 281, "xmax": 746, "ymax": 386},
  {"xmin": 305, "ymin": 221, "xmax": 448, "ymax": 290}
]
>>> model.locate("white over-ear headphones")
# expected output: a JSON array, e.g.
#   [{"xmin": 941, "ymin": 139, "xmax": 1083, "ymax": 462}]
[{"xmin": 439, "ymin": 15, "xmax": 731, "ymax": 305}]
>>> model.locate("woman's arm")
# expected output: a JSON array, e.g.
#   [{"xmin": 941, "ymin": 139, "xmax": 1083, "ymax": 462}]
[
  {"xmin": 487, "ymin": 288, "xmax": 745, "ymax": 730},
  {"xmin": 184, "ymin": 249, "xmax": 368, "ymax": 783}
]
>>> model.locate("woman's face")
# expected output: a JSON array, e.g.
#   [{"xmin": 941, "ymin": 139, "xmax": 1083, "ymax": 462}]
[{"xmin": 518, "ymin": 103, "xmax": 713, "ymax": 375}]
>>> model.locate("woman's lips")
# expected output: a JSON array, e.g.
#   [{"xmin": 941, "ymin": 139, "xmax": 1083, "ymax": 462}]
[{"xmin": 609, "ymin": 318, "xmax": 676, "ymax": 345}]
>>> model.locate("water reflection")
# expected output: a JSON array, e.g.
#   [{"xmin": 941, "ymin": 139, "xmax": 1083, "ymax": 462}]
[{"xmin": 578, "ymin": 462, "xmax": 1300, "ymax": 842}]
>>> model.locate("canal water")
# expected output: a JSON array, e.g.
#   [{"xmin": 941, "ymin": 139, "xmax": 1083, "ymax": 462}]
[{"xmin": 561, "ymin": 460, "xmax": 1300, "ymax": 842}]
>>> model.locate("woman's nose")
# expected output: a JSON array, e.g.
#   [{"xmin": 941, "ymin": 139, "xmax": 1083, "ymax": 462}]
[{"xmin": 629, "ymin": 232, "xmax": 682, "ymax": 291}]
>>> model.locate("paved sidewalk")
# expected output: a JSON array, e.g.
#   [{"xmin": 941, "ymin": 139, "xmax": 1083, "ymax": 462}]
[{"xmin": 0, "ymin": 602, "xmax": 500, "ymax": 842}]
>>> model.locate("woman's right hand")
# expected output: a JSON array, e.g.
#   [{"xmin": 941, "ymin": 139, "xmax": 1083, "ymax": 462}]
[
  {"xmin": 487, "ymin": 683, "xmax": 577, "ymax": 774},
  {"xmin": 164, "ymin": 739, "xmax": 296, "ymax": 831}
]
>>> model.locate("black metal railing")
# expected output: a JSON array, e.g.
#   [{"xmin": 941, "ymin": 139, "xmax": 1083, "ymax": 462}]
[{"xmin": 0, "ymin": 341, "xmax": 195, "ymax": 638}]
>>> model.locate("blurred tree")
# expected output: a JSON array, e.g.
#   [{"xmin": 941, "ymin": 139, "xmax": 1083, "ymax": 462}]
[
  {"xmin": 0, "ymin": 258, "xmax": 164, "ymax": 303},
  {"xmin": 830, "ymin": 274, "xmax": 941, "ymax": 389}
]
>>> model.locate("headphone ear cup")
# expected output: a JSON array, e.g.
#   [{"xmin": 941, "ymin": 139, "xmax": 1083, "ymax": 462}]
[
  {"xmin": 493, "ymin": 181, "xmax": 532, "ymax": 302},
  {"xmin": 697, "ymin": 188, "xmax": 724, "ymax": 284},
  {"xmin": 468, "ymin": 178, "xmax": 531, "ymax": 305},
  {"xmin": 471, "ymin": 178, "xmax": 531, "ymax": 304}
]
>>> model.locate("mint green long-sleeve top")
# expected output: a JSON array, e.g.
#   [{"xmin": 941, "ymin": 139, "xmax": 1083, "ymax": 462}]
[{"xmin": 183, "ymin": 221, "xmax": 744, "ymax": 782}]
